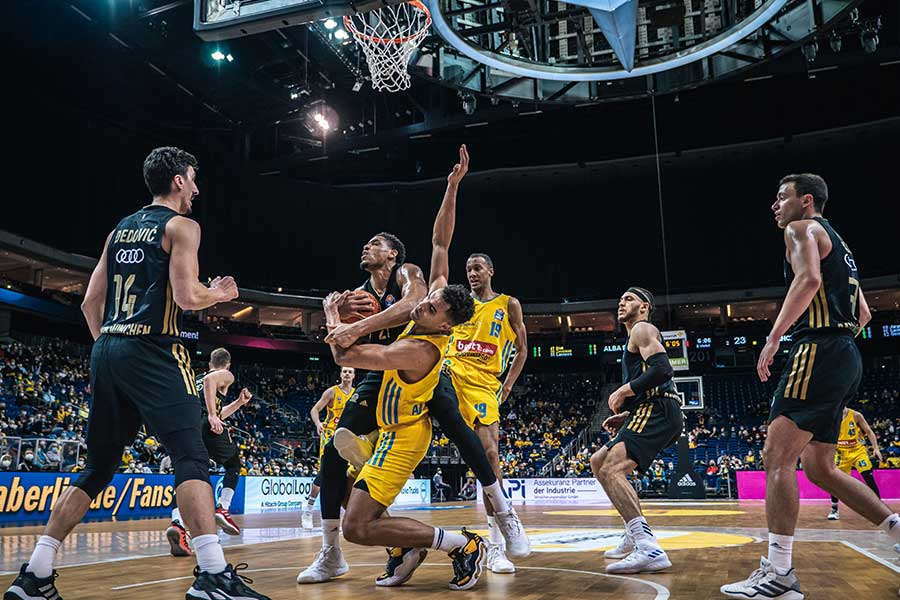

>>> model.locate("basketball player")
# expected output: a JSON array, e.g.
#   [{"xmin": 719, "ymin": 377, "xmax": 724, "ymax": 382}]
[
  {"xmin": 588, "ymin": 287, "xmax": 683, "ymax": 574},
  {"xmin": 166, "ymin": 347, "xmax": 252, "ymax": 556},
  {"xmin": 297, "ymin": 149, "xmax": 526, "ymax": 584},
  {"xmin": 428, "ymin": 144, "xmax": 530, "ymax": 574},
  {"xmin": 4, "ymin": 147, "xmax": 269, "ymax": 600},
  {"xmin": 319, "ymin": 224, "xmax": 485, "ymax": 589},
  {"xmin": 304, "ymin": 366, "xmax": 356, "ymax": 514},
  {"xmin": 722, "ymin": 174, "xmax": 900, "ymax": 599},
  {"xmin": 827, "ymin": 406, "xmax": 882, "ymax": 520}
]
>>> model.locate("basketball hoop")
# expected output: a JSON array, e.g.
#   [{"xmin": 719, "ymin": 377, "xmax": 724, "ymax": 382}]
[{"xmin": 343, "ymin": 0, "xmax": 432, "ymax": 93}]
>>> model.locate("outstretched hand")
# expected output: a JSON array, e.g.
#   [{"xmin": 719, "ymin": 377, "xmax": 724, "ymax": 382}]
[{"xmin": 447, "ymin": 144, "xmax": 469, "ymax": 186}]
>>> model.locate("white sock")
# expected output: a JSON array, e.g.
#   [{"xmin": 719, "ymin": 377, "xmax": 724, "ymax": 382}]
[
  {"xmin": 487, "ymin": 516, "xmax": 504, "ymax": 546},
  {"xmin": 625, "ymin": 516, "xmax": 658, "ymax": 547},
  {"xmin": 307, "ymin": 496, "xmax": 316, "ymax": 508},
  {"xmin": 623, "ymin": 518, "xmax": 634, "ymax": 542},
  {"xmin": 323, "ymin": 519, "xmax": 341, "ymax": 548},
  {"xmin": 767, "ymin": 533, "xmax": 793, "ymax": 573},
  {"xmin": 218, "ymin": 488, "xmax": 234, "ymax": 511},
  {"xmin": 192, "ymin": 534, "xmax": 227, "ymax": 574},
  {"xmin": 431, "ymin": 528, "xmax": 468, "ymax": 553},
  {"xmin": 879, "ymin": 513, "xmax": 900, "ymax": 542},
  {"xmin": 172, "ymin": 507, "xmax": 181, "ymax": 523},
  {"xmin": 26, "ymin": 536, "xmax": 61, "ymax": 579},
  {"xmin": 483, "ymin": 481, "xmax": 508, "ymax": 513}
]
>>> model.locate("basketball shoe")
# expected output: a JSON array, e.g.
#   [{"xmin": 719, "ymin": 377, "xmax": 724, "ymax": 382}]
[
  {"xmin": 493, "ymin": 504, "xmax": 530, "ymax": 558},
  {"xmin": 448, "ymin": 530, "xmax": 487, "ymax": 591},
  {"xmin": 376, "ymin": 547, "xmax": 428, "ymax": 586},
  {"xmin": 296, "ymin": 545, "xmax": 349, "ymax": 583},
  {"xmin": 186, "ymin": 563, "xmax": 270, "ymax": 599},
  {"xmin": 605, "ymin": 544, "xmax": 671, "ymax": 574},
  {"xmin": 215, "ymin": 505, "xmax": 241, "ymax": 536},
  {"xmin": 166, "ymin": 520, "xmax": 193, "ymax": 556},
  {"xmin": 827, "ymin": 508, "xmax": 839, "ymax": 520},
  {"xmin": 604, "ymin": 533, "xmax": 635, "ymax": 559},
  {"xmin": 4, "ymin": 564, "xmax": 61, "ymax": 600},
  {"xmin": 333, "ymin": 428, "xmax": 377, "ymax": 471},
  {"xmin": 720, "ymin": 557, "xmax": 804, "ymax": 599},
  {"xmin": 486, "ymin": 544, "xmax": 515, "ymax": 573}
]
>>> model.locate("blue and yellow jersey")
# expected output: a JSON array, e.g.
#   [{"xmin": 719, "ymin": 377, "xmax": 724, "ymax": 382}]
[
  {"xmin": 324, "ymin": 385, "xmax": 354, "ymax": 431},
  {"xmin": 376, "ymin": 322, "xmax": 449, "ymax": 430},
  {"xmin": 444, "ymin": 294, "xmax": 516, "ymax": 389},
  {"xmin": 837, "ymin": 409, "xmax": 862, "ymax": 449}
]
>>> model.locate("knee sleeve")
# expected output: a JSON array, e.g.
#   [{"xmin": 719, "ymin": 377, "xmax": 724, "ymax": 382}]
[
  {"xmin": 429, "ymin": 379, "xmax": 497, "ymax": 487},
  {"xmin": 159, "ymin": 427, "xmax": 211, "ymax": 489},
  {"xmin": 313, "ymin": 471, "xmax": 323, "ymax": 488},
  {"xmin": 223, "ymin": 451, "xmax": 241, "ymax": 491},
  {"xmin": 72, "ymin": 444, "xmax": 122, "ymax": 500},
  {"xmin": 861, "ymin": 469, "xmax": 880, "ymax": 498}
]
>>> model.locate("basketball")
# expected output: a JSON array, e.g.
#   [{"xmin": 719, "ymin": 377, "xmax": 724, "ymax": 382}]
[{"xmin": 342, "ymin": 290, "xmax": 381, "ymax": 323}]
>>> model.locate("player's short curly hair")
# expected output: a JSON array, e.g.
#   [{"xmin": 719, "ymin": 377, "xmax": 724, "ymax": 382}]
[
  {"xmin": 376, "ymin": 232, "xmax": 406, "ymax": 266},
  {"xmin": 143, "ymin": 147, "xmax": 198, "ymax": 197},
  {"xmin": 442, "ymin": 284, "xmax": 475, "ymax": 325}
]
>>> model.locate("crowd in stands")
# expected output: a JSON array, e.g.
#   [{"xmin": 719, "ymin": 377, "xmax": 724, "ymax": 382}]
[{"xmin": 3, "ymin": 335, "xmax": 900, "ymax": 493}]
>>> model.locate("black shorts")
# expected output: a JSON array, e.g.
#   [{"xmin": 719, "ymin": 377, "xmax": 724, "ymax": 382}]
[
  {"xmin": 606, "ymin": 396, "xmax": 683, "ymax": 472},
  {"xmin": 335, "ymin": 370, "xmax": 381, "ymax": 435},
  {"xmin": 201, "ymin": 420, "xmax": 239, "ymax": 464},
  {"xmin": 770, "ymin": 333, "xmax": 862, "ymax": 443},
  {"xmin": 86, "ymin": 335, "xmax": 203, "ymax": 448}
]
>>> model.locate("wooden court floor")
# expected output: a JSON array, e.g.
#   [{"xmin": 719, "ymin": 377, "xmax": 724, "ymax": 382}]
[{"xmin": 1, "ymin": 501, "xmax": 898, "ymax": 599}]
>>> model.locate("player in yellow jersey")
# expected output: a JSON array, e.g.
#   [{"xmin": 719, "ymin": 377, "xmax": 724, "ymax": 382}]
[
  {"xmin": 438, "ymin": 192, "xmax": 529, "ymax": 572},
  {"xmin": 319, "ymin": 206, "xmax": 485, "ymax": 589},
  {"xmin": 304, "ymin": 367, "xmax": 355, "ymax": 516},
  {"xmin": 827, "ymin": 407, "xmax": 882, "ymax": 520}
]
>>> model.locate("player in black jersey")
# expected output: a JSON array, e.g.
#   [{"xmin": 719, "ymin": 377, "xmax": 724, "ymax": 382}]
[
  {"xmin": 297, "ymin": 148, "xmax": 521, "ymax": 586},
  {"xmin": 166, "ymin": 348, "xmax": 252, "ymax": 556},
  {"xmin": 588, "ymin": 287, "xmax": 682, "ymax": 575},
  {"xmin": 4, "ymin": 147, "xmax": 269, "ymax": 600},
  {"xmin": 722, "ymin": 174, "xmax": 900, "ymax": 600}
]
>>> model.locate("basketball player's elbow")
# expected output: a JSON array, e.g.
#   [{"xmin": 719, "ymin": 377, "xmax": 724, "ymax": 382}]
[{"xmin": 794, "ymin": 272, "xmax": 822, "ymax": 293}]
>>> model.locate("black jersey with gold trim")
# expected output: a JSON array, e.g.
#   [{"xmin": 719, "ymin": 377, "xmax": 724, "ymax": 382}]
[
  {"xmin": 785, "ymin": 217, "xmax": 860, "ymax": 339},
  {"xmin": 100, "ymin": 205, "xmax": 182, "ymax": 338}
]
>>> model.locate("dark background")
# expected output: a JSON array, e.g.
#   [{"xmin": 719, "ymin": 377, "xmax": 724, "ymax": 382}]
[{"xmin": 5, "ymin": 2, "xmax": 900, "ymax": 300}]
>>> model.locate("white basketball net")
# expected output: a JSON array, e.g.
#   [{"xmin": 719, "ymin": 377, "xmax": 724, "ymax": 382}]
[{"xmin": 344, "ymin": 1, "xmax": 432, "ymax": 93}]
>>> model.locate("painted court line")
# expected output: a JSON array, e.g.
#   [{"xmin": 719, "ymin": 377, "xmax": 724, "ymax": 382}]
[
  {"xmin": 111, "ymin": 563, "xmax": 671, "ymax": 599},
  {"xmin": 840, "ymin": 541, "xmax": 900, "ymax": 574}
]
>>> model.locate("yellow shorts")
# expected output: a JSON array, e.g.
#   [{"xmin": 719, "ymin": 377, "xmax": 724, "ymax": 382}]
[
  {"xmin": 835, "ymin": 446, "xmax": 872, "ymax": 473},
  {"xmin": 356, "ymin": 417, "xmax": 432, "ymax": 507},
  {"xmin": 319, "ymin": 427, "xmax": 335, "ymax": 459},
  {"xmin": 451, "ymin": 372, "xmax": 501, "ymax": 429}
]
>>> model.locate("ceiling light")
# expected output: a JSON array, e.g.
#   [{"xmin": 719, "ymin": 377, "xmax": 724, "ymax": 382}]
[
  {"xmin": 334, "ymin": 29, "xmax": 349, "ymax": 40},
  {"xmin": 225, "ymin": 53, "xmax": 234, "ymax": 62},
  {"xmin": 211, "ymin": 50, "xmax": 226, "ymax": 61},
  {"xmin": 324, "ymin": 18, "xmax": 338, "ymax": 29}
]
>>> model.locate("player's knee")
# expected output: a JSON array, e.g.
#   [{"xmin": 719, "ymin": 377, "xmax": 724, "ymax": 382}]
[
  {"xmin": 341, "ymin": 513, "xmax": 369, "ymax": 545},
  {"xmin": 590, "ymin": 451, "xmax": 607, "ymax": 480},
  {"xmin": 73, "ymin": 456, "xmax": 119, "ymax": 500}
]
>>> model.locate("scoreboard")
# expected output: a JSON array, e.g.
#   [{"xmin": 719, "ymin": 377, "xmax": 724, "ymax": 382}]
[{"xmin": 661, "ymin": 330, "xmax": 689, "ymax": 371}]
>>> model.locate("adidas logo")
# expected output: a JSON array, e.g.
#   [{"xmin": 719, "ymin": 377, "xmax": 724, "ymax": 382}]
[{"xmin": 676, "ymin": 474, "xmax": 696, "ymax": 487}]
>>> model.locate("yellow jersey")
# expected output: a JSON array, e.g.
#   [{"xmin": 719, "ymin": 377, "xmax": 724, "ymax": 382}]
[
  {"xmin": 837, "ymin": 409, "xmax": 862, "ymax": 449},
  {"xmin": 376, "ymin": 322, "xmax": 449, "ymax": 431},
  {"xmin": 445, "ymin": 294, "xmax": 516, "ymax": 390},
  {"xmin": 324, "ymin": 385, "xmax": 354, "ymax": 431}
]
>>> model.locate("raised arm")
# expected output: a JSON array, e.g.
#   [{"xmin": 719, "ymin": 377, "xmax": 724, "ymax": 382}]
[
  {"xmin": 758, "ymin": 220, "xmax": 823, "ymax": 381},
  {"xmin": 430, "ymin": 144, "xmax": 469, "ymax": 291},
  {"xmin": 167, "ymin": 217, "xmax": 239, "ymax": 311},
  {"xmin": 310, "ymin": 387, "xmax": 336, "ymax": 436},
  {"xmin": 81, "ymin": 231, "xmax": 114, "ymax": 341},
  {"xmin": 221, "ymin": 387, "xmax": 252, "ymax": 421},
  {"xmin": 501, "ymin": 296, "xmax": 528, "ymax": 402}
]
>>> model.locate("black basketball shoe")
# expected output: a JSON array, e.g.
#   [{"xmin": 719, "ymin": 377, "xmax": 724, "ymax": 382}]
[
  {"xmin": 185, "ymin": 563, "xmax": 270, "ymax": 600},
  {"xmin": 4, "ymin": 564, "xmax": 62, "ymax": 600},
  {"xmin": 376, "ymin": 547, "xmax": 428, "ymax": 587},
  {"xmin": 448, "ymin": 529, "xmax": 486, "ymax": 591}
]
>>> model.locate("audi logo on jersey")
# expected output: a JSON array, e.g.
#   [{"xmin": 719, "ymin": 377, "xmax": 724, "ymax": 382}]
[{"xmin": 115, "ymin": 248, "xmax": 145, "ymax": 264}]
